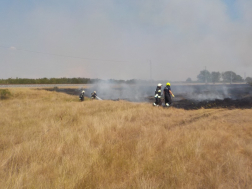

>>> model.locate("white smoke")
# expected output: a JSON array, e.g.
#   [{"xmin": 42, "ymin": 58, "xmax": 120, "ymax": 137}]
[{"xmin": 1, "ymin": 0, "xmax": 252, "ymax": 80}]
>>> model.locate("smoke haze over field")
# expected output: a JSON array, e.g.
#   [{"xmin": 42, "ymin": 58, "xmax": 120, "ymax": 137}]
[
  {"xmin": 1, "ymin": 0, "xmax": 252, "ymax": 80},
  {"xmin": 83, "ymin": 82, "xmax": 252, "ymax": 102}
]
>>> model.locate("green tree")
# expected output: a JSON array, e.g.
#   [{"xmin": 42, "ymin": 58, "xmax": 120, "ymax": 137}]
[
  {"xmin": 211, "ymin": 72, "xmax": 221, "ymax": 84},
  {"xmin": 245, "ymin": 77, "xmax": 252, "ymax": 83},
  {"xmin": 197, "ymin": 70, "xmax": 211, "ymax": 83},
  {"xmin": 222, "ymin": 71, "xmax": 244, "ymax": 83},
  {"xmin": 233, "ymin": 75, "xmax": 244, "ymax": 82}
]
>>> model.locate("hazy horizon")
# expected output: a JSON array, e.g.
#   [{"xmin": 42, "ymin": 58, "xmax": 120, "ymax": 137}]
[{"xmin": 1, "ymin": 0, "xmax": 252, "ymax": 81}]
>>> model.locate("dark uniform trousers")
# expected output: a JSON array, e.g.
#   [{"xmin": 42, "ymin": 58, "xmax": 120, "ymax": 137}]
[{"xmin": 164, "ymin": 86, "xmax": 172, "ymax": 105}]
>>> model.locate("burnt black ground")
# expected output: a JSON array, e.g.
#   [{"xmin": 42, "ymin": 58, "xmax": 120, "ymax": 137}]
[
  {"xmin": 43, "ymin": 84, "xmax": 252, "ymax": 110},
  {"xmin": 172, "ymin": 97, "xmax": 252, "ymax": 110}
]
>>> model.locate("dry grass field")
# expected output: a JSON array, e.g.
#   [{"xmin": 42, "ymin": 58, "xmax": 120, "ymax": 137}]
[{"xmin": 1, "ymin": 88, "xmax": 252, "ymax": 189}]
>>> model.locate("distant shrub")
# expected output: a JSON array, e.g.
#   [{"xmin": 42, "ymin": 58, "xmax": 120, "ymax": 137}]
[
  {"xmin": 53, "ymin": 86, "xmax": 59, "ymax": 91},
  {"xmin": 186, "ymin": 77, "xmax": 192, "ymax": 82},
  {"xmin": 245, "ymin": 77, "xmax": 252, "ymax": 86},
  {"xmin": 0, "ymin": 89, "xmax": 11, "ymax": 100}
]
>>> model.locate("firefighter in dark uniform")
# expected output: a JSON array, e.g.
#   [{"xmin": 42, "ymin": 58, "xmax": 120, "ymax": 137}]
[
  {"xmin": 153, "ymin": 83, "xmax": 162, "ymax": 106},
  {"xmin": 79, "ymin": 90, "xmax": 85, "ymax": 101},
  {"xmin": 91, "ymin": 91, "xmax": 97, "ymax": 99},
  {"xmin": 163, "ymin": 82, "xmax": 175, "ymax": 107}
]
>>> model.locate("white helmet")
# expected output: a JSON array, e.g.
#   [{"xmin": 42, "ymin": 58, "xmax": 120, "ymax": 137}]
[
  {"xmin": 157, "ymin": 83, "xmax": 162, "ymax": 87},
  {"xmin": 94, "ymin": 91, "xmax": 96, "ymax": 93},
  {"xmin": 82, "ymin": 90, "xmax": 85, "ymax": 93}
]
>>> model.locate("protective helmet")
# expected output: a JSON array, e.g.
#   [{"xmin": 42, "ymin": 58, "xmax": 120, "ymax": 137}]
[
  {"xmin": 94, "ymin": 91, "xmax": 96, "ymax": 93},
  {"xmin": 166, "ymin": 82, "xmax": 170, "ymax": 86},
  {"xmin": 82, "ymin": 90, "xmax": 85, "ymax": 93},
  {"xmin": 157, "ymin": 83, "xmax": 162, "ymax": 87}
]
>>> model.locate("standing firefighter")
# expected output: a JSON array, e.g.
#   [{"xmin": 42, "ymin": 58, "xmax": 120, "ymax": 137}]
[
  {"xmin": 91, "ymin": 91, "xmax": 97, "ymax": 99},
  {"xmin": 79, "ymin": 90, "xmax": 85, "ymax": 101},
  {"xmin": 163, "ymin": 82, "xmax": 175, "ymax": 107},
  {"xmin": 153, "ymin": 83, "xmax": 162, "ymax": 106}
]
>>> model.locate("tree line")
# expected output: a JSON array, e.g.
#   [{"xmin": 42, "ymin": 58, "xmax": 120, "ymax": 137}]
[
  {"xmin": 186, "ymin": 70, "xmax": 252, "ymax": 84},
  {"xmin": 0, "ymin": 77, "xmax": 138, "ymax": 85},
  {"xmin": 1, "ymin": 72, "xmax": 251, "ymax": 85}
]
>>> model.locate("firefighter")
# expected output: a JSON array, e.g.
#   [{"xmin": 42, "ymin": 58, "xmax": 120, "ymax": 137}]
[
  {"xmin": 153, "ymin": 83, "xmax": 162, "ymax": 106},
  {"xmin": 163, "ymin": 82, "xmax": 175, "ymax": 107},
  {"xmin": 79, "ymin": 90, "xmax": 85, "ymax": 101},
  {"xmin": 91, "ymin": 91, "xmax": 97, "ymax": 99}
]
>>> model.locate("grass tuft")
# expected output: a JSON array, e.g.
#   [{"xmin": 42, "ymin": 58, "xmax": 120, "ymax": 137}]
[{"xmin": 0, "ymin": 89, "xmax": 11, "ymax": 100}]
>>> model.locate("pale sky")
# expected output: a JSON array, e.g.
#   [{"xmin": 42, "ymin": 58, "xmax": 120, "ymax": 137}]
[{"xmin": 0, "ymin": 0, "xmax": 252, "ymax": 81}]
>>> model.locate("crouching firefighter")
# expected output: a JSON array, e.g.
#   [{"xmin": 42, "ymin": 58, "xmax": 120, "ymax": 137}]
[
  {"xmin": 91, "ymin": 91, "xmax": 97, "ymax": 99},
  {"xmin": 153, "ymin": 83, "xmax": 162, "ymax": 106},
  {"xmin": 163, "ymin": 82, "xmax": 175, "ymax": 107},
  {"xmin": 79, "ymin": 90, "xmax": 85, "ymax": 101}
]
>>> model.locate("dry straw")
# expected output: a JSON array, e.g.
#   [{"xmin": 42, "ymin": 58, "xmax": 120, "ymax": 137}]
[{"xmin": 1, "ymin": 88, "xmax": 252, "ymax": 188}]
